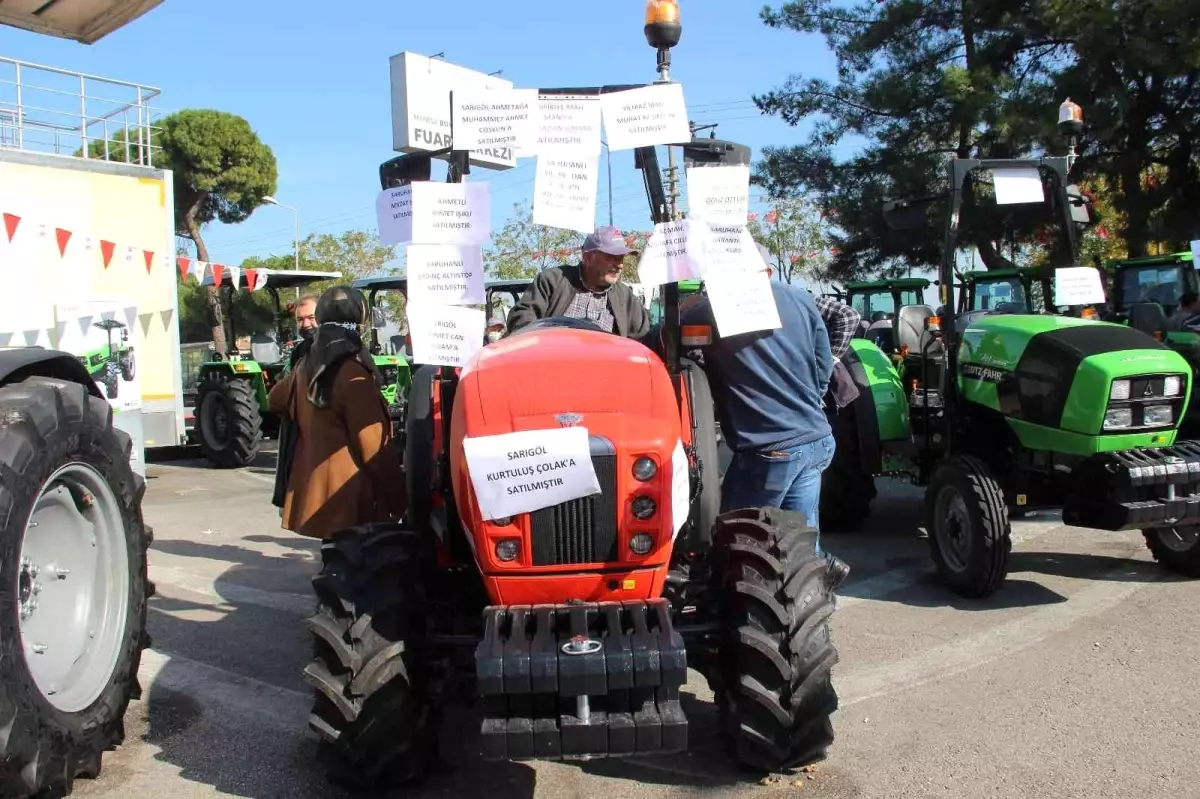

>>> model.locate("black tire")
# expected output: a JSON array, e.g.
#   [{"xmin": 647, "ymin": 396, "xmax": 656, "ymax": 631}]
[
  {"xmin": 119, "ymin": 350, "xmax": 135, "ymax": 383},
  {"xmin": 820, "ymin": 402, "xmax": 875, "ymax": 532},
  {"xmin": 196, "ymin": 375, "xmax": 262, "ymax": 468},
  {"xmin": 708, "ymin": 508, "xmax": 840, "ymax": 773},
  {"xmin": 305, "ymin": 524, "xmax": 436, "ymax": 790},
  {"xmin": 1143, "ymin": 526, "xmax": 1200, "ymax": 577},
  {"xmin": 681, "ymin": 358, "xmax": 720, "ymax": 548},
  {"xmin": 103, "ymin": 366, "xmax": 119, "ymax": 401},
  {"xmin": 0, "ymin": 376, "xmax": 151, "ymax": 798},
  {"xmin": 925, "ymin": 454, "xmax": 1011, "ymax": 598}
]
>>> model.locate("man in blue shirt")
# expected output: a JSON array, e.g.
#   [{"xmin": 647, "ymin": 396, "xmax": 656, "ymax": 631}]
[{"xmin": 679, "ymin": 245, "xmax": 855, "ymax": 586}]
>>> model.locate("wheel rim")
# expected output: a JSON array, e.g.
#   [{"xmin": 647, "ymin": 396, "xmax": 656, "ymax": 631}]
[
  {"xmin": 932, "ymin": 484, "xmax": 972, "ymax": 572},
  {"xmin": 17, "ymin": 462, "xmax": 130, "ymax": 712},
  {"xmin": 1156, "ymin": 526, "xmax": 1200, "ymax": 553},
  {"xmin": 200, "ymin": 391, "xmax": 230, "ymax": 451}
]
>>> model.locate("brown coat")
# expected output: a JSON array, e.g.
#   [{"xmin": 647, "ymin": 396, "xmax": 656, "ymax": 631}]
[{"xmin": 267, "ymin": 357, "xmax": 406, "ymax": 538}]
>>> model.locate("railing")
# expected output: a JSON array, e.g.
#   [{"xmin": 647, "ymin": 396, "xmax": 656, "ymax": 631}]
[{"xmin": 0, "ymin": 56, "xmax": 162, "ymax": 166}]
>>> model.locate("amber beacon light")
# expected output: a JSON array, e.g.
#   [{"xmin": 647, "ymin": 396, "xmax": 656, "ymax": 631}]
[{"xmin": 645, "ymin": 0, "xmax": 682, "ymax": 48}]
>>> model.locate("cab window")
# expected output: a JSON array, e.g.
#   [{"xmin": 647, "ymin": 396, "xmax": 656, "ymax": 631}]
[
  {"xmin": 1121, "ymin": 266, "xmax": 1187, "ymax": 307},
  {"xmin": 972, "ymin": 278, "xmax": 1026, "ymax": 311}
]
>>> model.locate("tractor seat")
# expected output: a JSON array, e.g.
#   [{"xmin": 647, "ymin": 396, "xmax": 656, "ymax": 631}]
[
  {"xmin": 866, "ymin": 320, "xmax": 895, "ymax": 353},
  {"xmin": 250, "ymin": 334, "xmax": 282, "ymax": 364},
  {"xmin": 895, "ymin": 304, "xmax": 944, "ymax": 357},
  {"xmin": 1128, "ymin": 302, "xmax": 1168, "ymax": 340},
  {"xmin": 854, "ymin": 318, "xmax": 871, "ymax": 339}
]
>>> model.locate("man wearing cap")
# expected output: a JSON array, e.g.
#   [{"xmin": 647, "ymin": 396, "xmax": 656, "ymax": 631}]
[{"xmin": 505, "ymin": 226, "xmax": 651, "ymax": 339}]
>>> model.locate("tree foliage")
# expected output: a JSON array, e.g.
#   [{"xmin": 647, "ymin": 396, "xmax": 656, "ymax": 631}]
[
  {"xmin": 747, "ymin": 197, "xmax": 831, "ymax": 283},
  {"xmin": 753, "ymin": 0, "xmax": 1200, "ymax": 280},
  {"xmin": 484, "ymin": 202, "xmax": 586, "ymax": 279}
]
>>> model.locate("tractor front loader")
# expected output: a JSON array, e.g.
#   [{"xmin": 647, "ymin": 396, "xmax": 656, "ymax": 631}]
[{"xmin": 303, "ymin": 9, "xmax": 842, "ymax": 790}]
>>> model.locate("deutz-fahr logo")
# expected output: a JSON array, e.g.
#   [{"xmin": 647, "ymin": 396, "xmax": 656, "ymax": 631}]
[
  {"xmin": 555, "ymin": 413, "xmax": 583, "ymax": 427},
  {"xmin": 962, "ymin": 363, "xmax": 1007, "ymax": 383}
]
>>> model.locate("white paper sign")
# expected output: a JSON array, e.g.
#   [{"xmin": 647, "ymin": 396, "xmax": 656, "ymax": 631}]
[
  {"xmin": 600, "ymin": 83, "xmax": 690, "ymax": 151},
  {"xmin": 533, "ymin": 155, "xmax": 599, "ymax": 234},
  {"xmin": 408, "ymin": 303, "xmax": 485, "ymax": 366},
  {"xmin": 637, "ymin": 219, "xmax": 713, "ymax": 286},
  {"xmin": 463, "ymin": 427, "xmax": 601, "ymax": 521},
  {"xmin": 705, "ymin": 267, "xmax": 783, "ymax": 337},
  {"xmin": 686, "ymin": 165, "xmax": 750, "ymax": 226},
  {"xmin": 406, "ymin": 244, "xmax": 485, "ymax": 305},
  {"xmin": 536, "ymin": 95, "xmax": 603, "ymax": 156},
  {"xmin": 992, "ymin": 168, "xmax": 1045, "ymax": 205},
  {"xmin": 452, "ymin": 88, "xmax": 540, "ymax": 157},
  {"xmin": 376, "ymin": 182, "xmax": 492, "ymax": 246},
  {"xmin": 671, "ymin": 439, "xmax": 690, "ymax": 539},
  {"xmin": 1054, "ymin": 266, "xmax": 1107, "ymax": 305},
  {"xmin": 704, "ymin": 224, "xmax": 762, "ymax": 276},
  {"xmin": 1190, "ymin": 239, "xmax": 1200, "ymax": 268}
]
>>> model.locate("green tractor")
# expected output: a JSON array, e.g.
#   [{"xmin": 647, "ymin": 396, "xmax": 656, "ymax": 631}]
[
  {"xmin": 79, "ymin": 318, "xmax": 136, "ymax": 400},
  {"xmin": 840, "ymin": 277, "xmax": 931, "ymax": 352},
  {"xmin": 193, "ymin": 268, "xmax": 343, "ymax": 468},
  {"xmin": 819, "ymin": 129, "xmax": 1200, "ymax": 592}
]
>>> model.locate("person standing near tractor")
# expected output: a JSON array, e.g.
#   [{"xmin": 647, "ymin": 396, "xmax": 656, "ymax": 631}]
[
  {"xmin": 678, "ymin": 244, "xmax": 857, "ymax": 585},
  {"xmin": 267, "ymin": 286, "xmax": 406, "ymax": 538},
  {"xmin": 505, "ymin": 226, "xmax": 651, "ymax": 338},
  {"xmin": 282, "ymin": 293, "xmax": 320, "ymax": 372}
]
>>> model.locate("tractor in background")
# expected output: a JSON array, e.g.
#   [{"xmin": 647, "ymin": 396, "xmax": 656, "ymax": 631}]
[
  {"xmin": 839, "ymin": 277, "xmax": 931, "ymax": 353},
  {"xmin": 192, "ymin": 268, "xmax": 342, "ymax": 467},
  {"xmin": 815, "ymin": 102, "xmax": 1200, "ymax": 593},
  {"xmin": 304, "ymin": 16, "xmax": 841, "ymax": 789}
]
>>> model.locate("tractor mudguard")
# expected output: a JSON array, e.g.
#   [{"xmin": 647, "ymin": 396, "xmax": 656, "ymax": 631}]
[
  {"xmin": 475, "ymin": 599, "xmax": 687, "ymax": 761},
  {"xmin": 846, "ymin": 339, "xmax": 908, "ymax": 443},
  {"xmin": 0, "ymin": 348, "xmax": 105, "ymax": 398},
  {"xmin": 1063, "ymin": 439, "xmax": 1200, "ymax": 530}
]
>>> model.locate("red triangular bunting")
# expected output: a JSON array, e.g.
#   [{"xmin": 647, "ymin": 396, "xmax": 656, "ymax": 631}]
[
  {"xmin": 100, "ymin": 240, "xmax": 115, "ymax": 268},
  {"xmin": 143, "ymin": 249, "xmax": 155, "ymax": 274},
  {"xmin": 2, "ymin": 213, "xmax": 19, "ymax": 243},
  {"xmin": 55, "ymin": 228, "xmax": 72, "ymax": 257},
  {"xmin": 177, "ymin": 257, "xmax": 191, "ymax": 281},
  {"xmin": 211, "ymin": 264, "xmax": 225, "ymax": 286},
  {"xmin": 243, "ymin": 268, "xmax": 257, "ymax": 290}
]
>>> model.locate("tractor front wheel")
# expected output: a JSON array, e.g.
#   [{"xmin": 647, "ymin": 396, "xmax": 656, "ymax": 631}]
[
  {"xmin": 1143, "ymin": 525, "xmax": 1200, "ymax": 577},
  {"xmin": 708, "ymin": 508, "xmax": 840, "ymax": 774},
  {"xmin": 926, "ymin": 454, "xmax": 1011, "ymax": 598},
  {"xmin": 196, "ymin": 376, "xmax": 261, "ymax": 468},
  {"xmin": 305, "ymin": 524, "xmax": 437, "ymax": 790}
]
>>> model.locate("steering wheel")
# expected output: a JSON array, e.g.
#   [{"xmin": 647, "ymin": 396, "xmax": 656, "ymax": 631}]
[{"xmin": 511, "ymin": 316, "xmax": 605, "ymax": 335}]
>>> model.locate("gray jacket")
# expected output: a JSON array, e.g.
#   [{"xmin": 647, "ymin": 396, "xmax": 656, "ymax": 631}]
[{"xmin": 506, "ymin": 264, "xmax": 651, "ymax": 339}]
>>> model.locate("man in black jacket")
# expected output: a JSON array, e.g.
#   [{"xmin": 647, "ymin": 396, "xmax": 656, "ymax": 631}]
[{"xmin": 505, "ymin": 227, "xmax": 651, "ymax": 339}]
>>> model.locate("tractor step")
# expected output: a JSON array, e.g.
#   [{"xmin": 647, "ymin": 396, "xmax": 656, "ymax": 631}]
[
  {"xmin": 1065, "ymin": 440, "xmax": 1200, "ymax": 530},
  {"xmin": 475, "ymin": 599, "xmax": 688, "ymax": 761}
]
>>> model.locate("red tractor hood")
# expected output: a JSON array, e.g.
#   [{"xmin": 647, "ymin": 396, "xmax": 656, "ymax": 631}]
[{"xmin": 460, "ymin": 327, "xmax": 665, "ymax": 432}]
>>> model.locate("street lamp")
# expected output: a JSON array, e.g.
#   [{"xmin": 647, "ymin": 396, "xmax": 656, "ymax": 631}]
[{"xmin": 262, "ymin": 195, "xmax": 300, "ymax": 270}]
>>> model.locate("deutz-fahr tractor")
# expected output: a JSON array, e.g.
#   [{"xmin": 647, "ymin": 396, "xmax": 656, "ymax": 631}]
[
  {"xmin": 303, "ymin": 18, "xmax": 842, "ymax": 791},
  {"xmin": 78, "ymin": 318, "xmax": 136, "ymax": 400},
  {"xmin": 0, "ymin": 348, "xmax": 152, "ymax": 799},
  {"xmin": 818, "ymin": 102, "xmax": 1200, "ymax": 593},
  {"xmin": 193, "ymin": 267, "xmax": 343, "ymax": 467}
]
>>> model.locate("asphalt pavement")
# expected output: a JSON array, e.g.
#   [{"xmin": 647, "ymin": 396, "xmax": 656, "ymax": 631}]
[{"xmin": 71, "ymin": 445, "xmax": 1200, "ymax": 799}]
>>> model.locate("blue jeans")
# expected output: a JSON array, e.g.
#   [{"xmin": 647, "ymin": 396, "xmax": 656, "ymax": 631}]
[{"xmin": 721, "ymin": 433, "xmax": 837, "ymax": 554}]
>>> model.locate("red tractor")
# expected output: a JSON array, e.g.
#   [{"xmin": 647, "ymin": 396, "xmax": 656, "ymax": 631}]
[{"xmin": 302, "ymin": 16, "xmax": 842, "ymax": 789}]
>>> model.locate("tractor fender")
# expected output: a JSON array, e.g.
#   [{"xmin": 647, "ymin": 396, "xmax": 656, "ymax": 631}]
[{"xmin": 0, "ymin": 347, "xmax": 104, "ymax": 398}]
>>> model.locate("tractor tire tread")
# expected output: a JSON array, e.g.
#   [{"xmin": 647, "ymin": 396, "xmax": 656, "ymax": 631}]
[
  {"xmin": 926, "ymin": 454, "xmax": 1011, "ymax": 598},
  {"xmin": 196, "ymin": 375, "xmax": 262, "ymax": 469}
]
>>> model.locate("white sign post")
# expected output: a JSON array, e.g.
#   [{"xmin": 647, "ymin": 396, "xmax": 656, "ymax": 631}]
[
  {"xmin": 637, "ymin": 219, "xmax": 713, "ymax": 286},
  {"xmin": 407, "ymin": 304, "xmax": 486, "ymax": 366},
  {"xmin": 1054, "ymin": 266, "xmax": 1107, "ymax": 305},
  {"xmin": 389, "ymin": 51, "xmax": 517, "ymax": 170},
  {"xmin": 599, "ymin": 83, "xmax": 691, "ymax": 151},
  {"xmin": 536, "ymin": 95, "xmax": 603, "ymax": 156},
  {"xmin": 376, "ymin": 182, "xmax": 492, "ymax": 246},
  {"xmin": 451, "ymin": 88, "xmax": 540, "ymax": 157},
  {"xmin": 533, "ymin": 155, "xmax": 599, "ymax": 234},
  {"xmin": 406, "ymin": 244, "xmax": 486, "ymax": 305},
  {"xmin": 463, "ymin": 427, "xmax": 601, "ymax": 520}
]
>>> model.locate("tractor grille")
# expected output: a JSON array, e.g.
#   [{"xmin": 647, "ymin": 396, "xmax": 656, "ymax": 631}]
[{"xmin": 530, "ymin": 454, "xmax": 618, "ymax": 566}]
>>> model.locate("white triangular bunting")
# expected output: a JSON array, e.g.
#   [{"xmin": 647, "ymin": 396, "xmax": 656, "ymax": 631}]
[
  {"xmin": 52, "ymin": 320, "xmax": 68, "ymax": 348},
  {"xmin": 228, "ymin": 266, "xmax": 242, "ymax": 289},
  {"xmin": 189, "ymin": 260, "xmax": 207, "ymax": 281},
  {"xmin": 123, "ymin": 306, "xmax": 137, "ymax": 331},
  {"xmin": 101, "ymin": 310, "xmax": 116, "ymax": 322},
  {"xmin": 138, "ymin": 312, "xmax": 155, "ymax": 336},
  {"xmin": 23, "ymin": 329, "xmax": 40, "ymax": 346},
  {"xmin": 77, "ymin": 315, "xmax": 94, "ymax": 336},
  {"xmin": 0, "ymin": 332, "xmax": 12, "ymax": 347},
  {"xmin": 159, "ymin": 309, "xmax": 175, "ymax": 331}
]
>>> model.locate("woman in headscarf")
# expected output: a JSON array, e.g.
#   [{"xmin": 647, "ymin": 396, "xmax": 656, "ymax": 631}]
[{"xmin": 267, "ymin": 285, "xmax": 406, "ymax": 538}]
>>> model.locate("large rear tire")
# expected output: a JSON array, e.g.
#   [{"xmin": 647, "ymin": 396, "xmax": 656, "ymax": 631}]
[
  {"xmin": 708, "ymin": 508, "xmax": 840, "ymax": 773},
  {"xmin": 305, "ymin": 524, "xmax": 437, "ymax": 790},
  {"xmin": 681, "ymin": 358, "xmax": 720, "ymax": 548},
  {"xmin": 926, "ymin": 454, "xmax": 1011, "ymax": 597},
  {"xmin": 196, "ymin": 374, "xmax": 261, "ymax": 468},
  {"xmin": 0, "ymin": 376, "xmax": 151, "ymax": 798}
]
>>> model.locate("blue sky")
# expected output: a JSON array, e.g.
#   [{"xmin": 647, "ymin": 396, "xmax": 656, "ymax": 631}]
[{"xmin": 0, "ymin": 0, "xmax": 844, "ymax": 272}]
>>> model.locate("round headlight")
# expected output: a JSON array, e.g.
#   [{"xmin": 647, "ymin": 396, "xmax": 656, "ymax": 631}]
[
  {"xmin": 495, "ymin": 539, "xmax": 520, "ymax": 562},
  {"xmin": 633, "ymin": 457, "xmax": 657, "ymax": 481},
  {"xmin": 631, "ymin": 496, "xmax": 656, "ymax": 520},
  {"xmin": 629, "ymin": 533, "xmax": 654, "ymax": 555}
]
